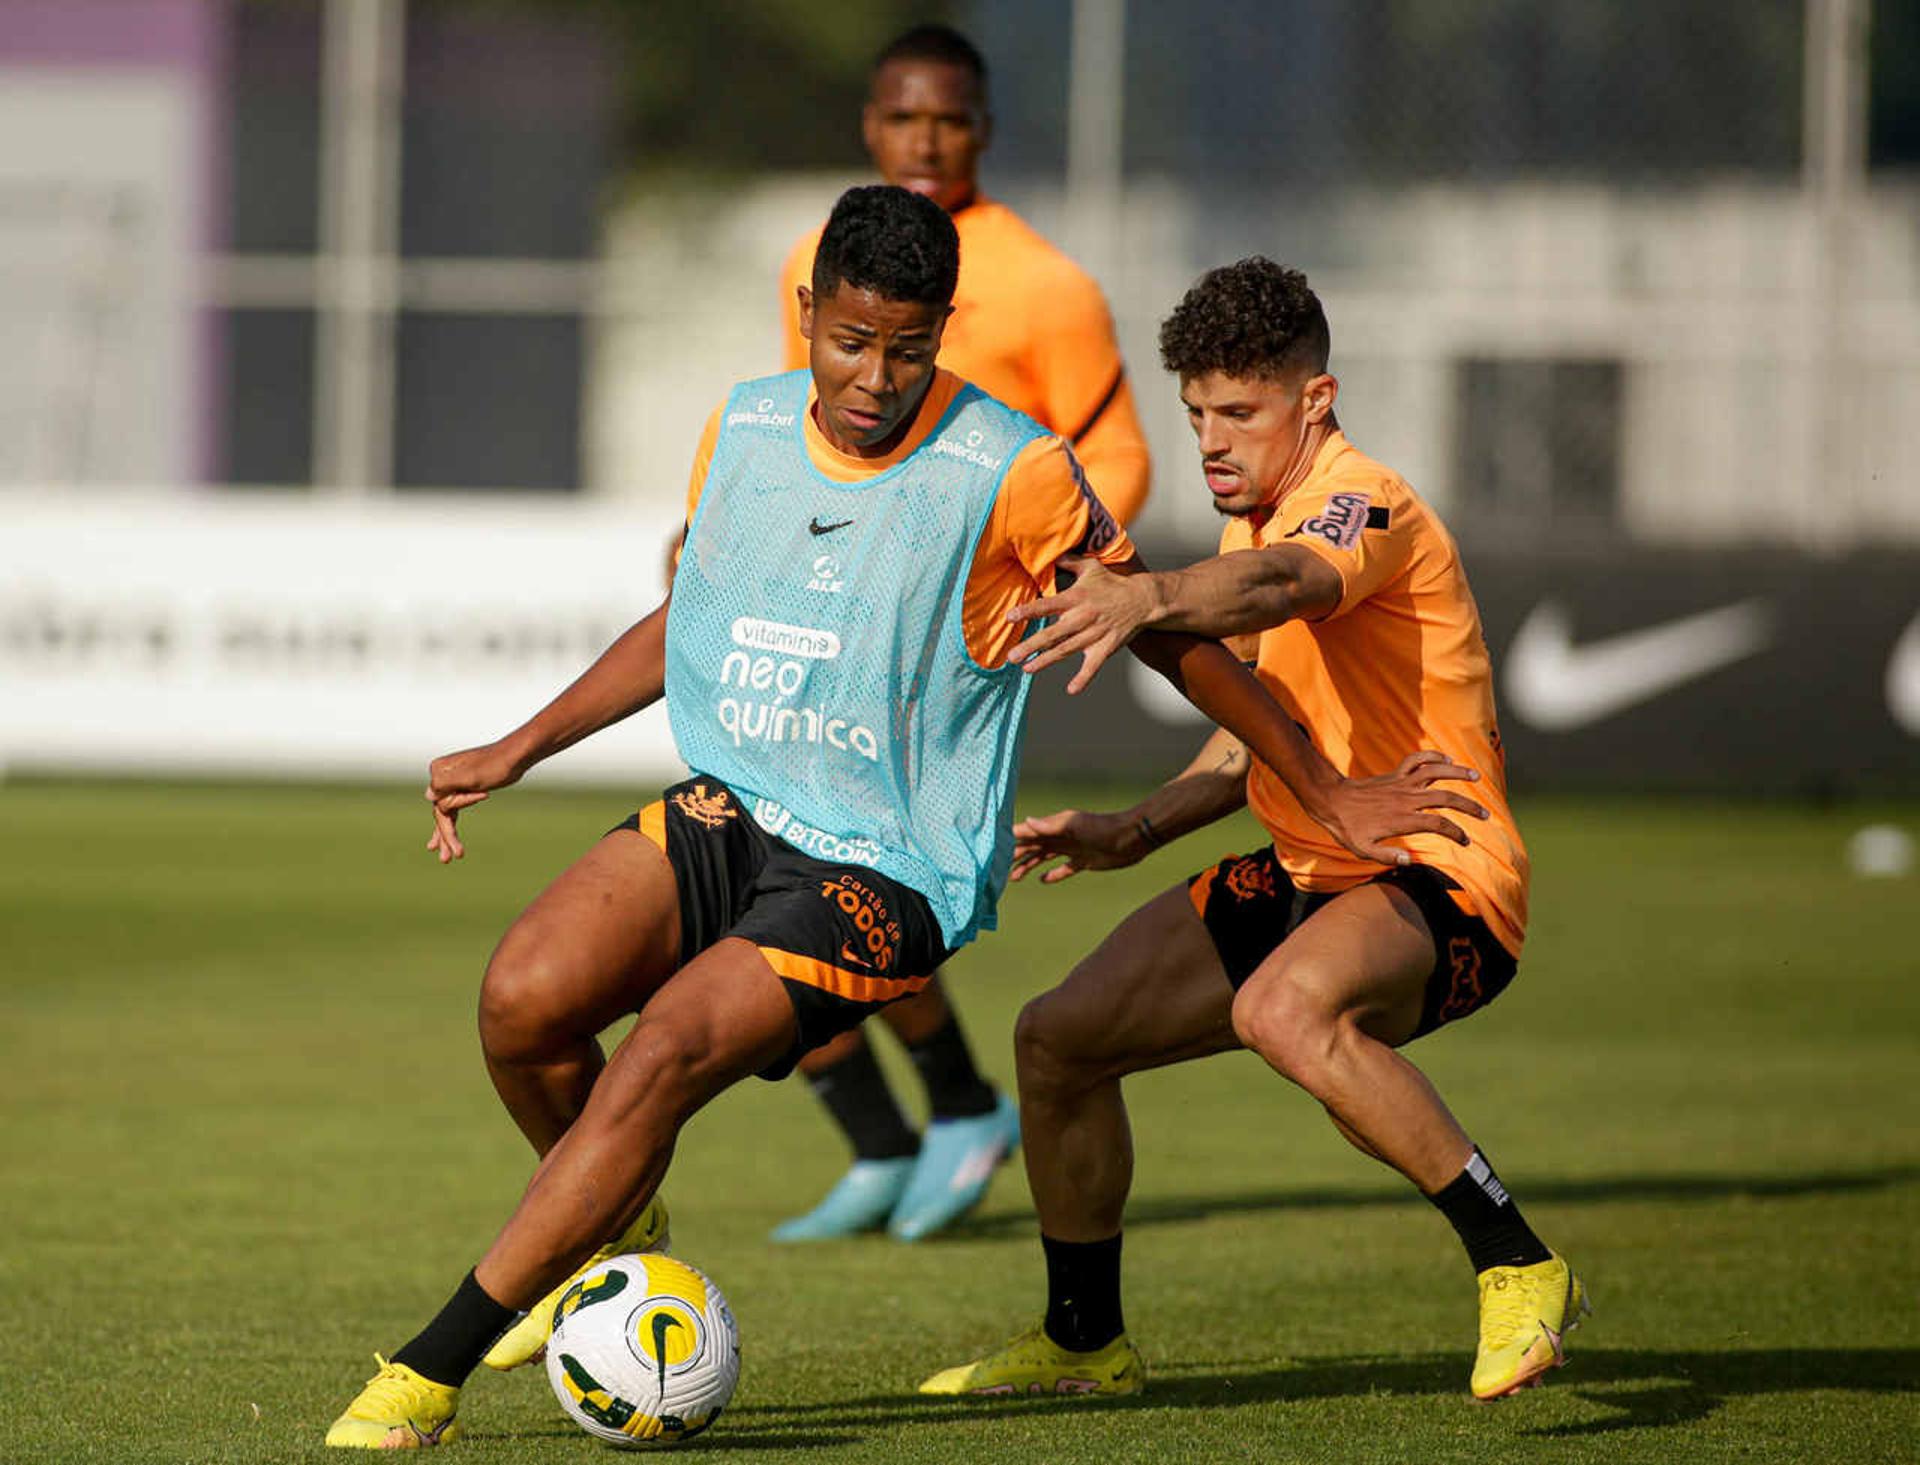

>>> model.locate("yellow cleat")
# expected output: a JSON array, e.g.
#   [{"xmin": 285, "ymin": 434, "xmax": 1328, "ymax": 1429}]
[
  {"xmin": 482, "ymin": 1193, "xmax": 672, "ymax": 1372},
  {"xmin": 1471, "ymin": 1253, "xmax": 1591, "ymax": 1400},
  {"xmin": 918, "ymin": 1324, "xmax": 1144, "ymax": 1397},
  {"xmin": 324, "ymin": 1356, "xmax": 460, "ymax": 1449}
]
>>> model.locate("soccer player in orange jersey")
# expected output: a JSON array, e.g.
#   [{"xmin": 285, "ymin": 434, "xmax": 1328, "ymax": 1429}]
[
  {"xmin": 922, "ymin": 260, "xmax": 1589, "ymax": 1403},
  {"xmin": 769, "ymin": 24, "xmax": 1154, "ymax": 1244},
  {"xmin": 324, "ymin": 196, "xmax": 1485, "ymax": 1448},
  {"xmin": 780, "ymin": 27, "xmax": 1150, "ymax": 521}
]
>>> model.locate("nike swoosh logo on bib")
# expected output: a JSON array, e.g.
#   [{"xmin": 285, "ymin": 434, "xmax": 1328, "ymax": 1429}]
[{"xmin": 1504, "ymin": 599, "xmax": 1774, "ymax": 732}]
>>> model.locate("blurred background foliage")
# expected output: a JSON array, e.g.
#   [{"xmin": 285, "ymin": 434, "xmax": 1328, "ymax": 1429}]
[{"xmin": 403, "ymin": 0, "xmax": 1918, "ymax": 181}]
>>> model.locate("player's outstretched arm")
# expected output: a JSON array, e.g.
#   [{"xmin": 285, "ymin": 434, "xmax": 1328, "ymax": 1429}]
[
  {"xmin": 425, "ymin": 599, "xmax": 671, "ymax": 863},
  {"xmin": 1009, "ymin": 545, "xmax": 1335, "ymax": 694},
  {"xmin": 1128, "ymin": 629, "xmax": 1487, "ymax": 866},
  {"xmin": 1011, "ymin": 727, "xmax": 1250, "ymax": 884}
]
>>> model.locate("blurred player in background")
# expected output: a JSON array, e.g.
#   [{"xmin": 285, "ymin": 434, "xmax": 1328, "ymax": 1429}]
[
  {"xmin": 325, "ymin": 193, "xmax": 1479, "ymax": 1448},
  {"xmin": 768, "ymin": 22, "xmax": 1155, "ymax": 1245},
  {"xmin": 923, "ymin": 259, "xmax": 1588, "ymax": 1403}
]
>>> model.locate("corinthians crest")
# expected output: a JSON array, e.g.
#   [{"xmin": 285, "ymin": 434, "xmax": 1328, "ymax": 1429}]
[{"xmin": 671, "ymin": 783, "xmax": 737, "ymax": 830}]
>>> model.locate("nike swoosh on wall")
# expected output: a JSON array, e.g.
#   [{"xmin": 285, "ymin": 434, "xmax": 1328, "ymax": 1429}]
[
  {"xmin": 1889, "ymin": 612, "xmax": 1920, "ymax": 738},
  {"xmin": 1504, "ymin": 599, "xmax": 1774, "ymax": 732}
]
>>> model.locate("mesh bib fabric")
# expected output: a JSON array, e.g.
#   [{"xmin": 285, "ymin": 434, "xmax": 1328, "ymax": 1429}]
[{"xmin": 665, "ymin": 370, "xmax": 1047, "ymax": 947}]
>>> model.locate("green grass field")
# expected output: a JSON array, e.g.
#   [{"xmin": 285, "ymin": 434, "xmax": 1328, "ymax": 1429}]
[{"xmin": 3, "ymin": 779, "xmax": 1917, "ymax": 1463}]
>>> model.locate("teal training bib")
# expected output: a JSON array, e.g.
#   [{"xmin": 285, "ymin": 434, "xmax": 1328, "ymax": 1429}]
[{"xmin": 666, "ymin": 371, "xmax": 1047, "ymax": 948}]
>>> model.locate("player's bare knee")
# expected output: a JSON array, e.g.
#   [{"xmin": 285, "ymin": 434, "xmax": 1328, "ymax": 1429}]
[
  {"xmin": 1011, "ymin": 993, "xmax": 1064, "ymax": 1093},
  {"xmin": 1231, "ymin": 977, "xmax": 1344, "ymax": 1089},
  {"xmin": 1013, "ymin": 989, "xmax": 1099, "ymax": 1098},
  {"xmin": 478, "ymin": 942, "xmax": 578, "ymax": 1064}
]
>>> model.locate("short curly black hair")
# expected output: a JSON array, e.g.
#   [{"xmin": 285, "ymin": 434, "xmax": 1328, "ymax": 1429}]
[
  {"xmin": 1158, "ymin": 257, "xmax": 1329, "ymax": 383},
  {"xmin": 812, "ymin": 184, "xmax": 960, "ymax": 309}
]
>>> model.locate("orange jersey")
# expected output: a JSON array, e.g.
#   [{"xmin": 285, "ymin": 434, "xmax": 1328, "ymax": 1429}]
[
  {"xmin": 1227, "ymin": 431, "xmax": 1530, "ymax": 957},
  {"xmin": 779, "ymin": 196, "xmax": 1150, "ymax": 526},
  {"xmin": 684, "ymin": 369, "xmax": 1135, "ymax": 668}
]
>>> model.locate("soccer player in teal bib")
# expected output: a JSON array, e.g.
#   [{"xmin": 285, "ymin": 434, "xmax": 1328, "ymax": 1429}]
[{"xmin": 323, "ymin": 186, "xmax": 1487, "ymax": 1448}]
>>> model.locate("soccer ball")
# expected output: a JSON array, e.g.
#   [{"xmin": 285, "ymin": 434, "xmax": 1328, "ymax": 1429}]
[{"xmin": 545, "ymin": 1252, "xmax": 740, "ymax": 1448}]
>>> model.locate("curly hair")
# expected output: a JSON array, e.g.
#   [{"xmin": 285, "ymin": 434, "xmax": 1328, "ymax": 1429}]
[
  {"xmin": 1158, "ymin": 257, "xmax": 1329, "ymax": 383},
  {"xmin": 812, "ymin": 184, "xmax": 959, "ymax": 309}
]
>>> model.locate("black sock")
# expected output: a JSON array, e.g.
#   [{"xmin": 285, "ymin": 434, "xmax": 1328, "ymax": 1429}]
[
  {"xmin": 390, "ymin": 1270, "xmax": 520, "ymax": 1388},
  {"xmin": 1428, "ymin": 1148, "xmax": 1553, "ymax": 1274},
  {"xmin": 1041, "ymin": 1233, "xmax": 1125, "ymax": 1352},
  {"xmin": 907, "ymin": 1014, "xmax": 997, "ymax": 1120},
  {"xmin": 807, "ymin": 1041, "xmax": 919, "ymax": 1161}
]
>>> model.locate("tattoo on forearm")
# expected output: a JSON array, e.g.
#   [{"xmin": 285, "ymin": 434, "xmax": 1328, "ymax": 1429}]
[{"xmin": 1214, "ymin": 741, "xmax": 1248, "ymax": 776}]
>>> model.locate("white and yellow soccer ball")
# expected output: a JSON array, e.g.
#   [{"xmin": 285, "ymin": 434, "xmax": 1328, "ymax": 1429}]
[{"xmin": 545, "ymin": 1253, "xmax": 740, "ymax": 1448}]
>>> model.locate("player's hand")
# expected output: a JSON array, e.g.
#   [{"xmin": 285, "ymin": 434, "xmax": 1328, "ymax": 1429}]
[
  {"xmin": 1010, "ymin": 807, "xmax": 1147, "ymax": 885},
  {"xmin": 1310, "ymin": 751, "xmax": 1489, "ymax": 867},
  {"xmin": 1007, "ymin": 556, "xmax": 1154, "ymax": 695},
  {"xmin": 423, "ymin": 741, "xmax": 526, "ymax": 863}
]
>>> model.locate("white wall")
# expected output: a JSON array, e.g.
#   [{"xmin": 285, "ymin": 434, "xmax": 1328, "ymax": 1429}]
[{"xmin": 0, "ymin": 495, "xmax": 682, "ymax": 782}]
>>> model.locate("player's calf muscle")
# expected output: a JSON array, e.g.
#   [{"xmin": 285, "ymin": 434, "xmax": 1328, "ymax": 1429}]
[{"xmin": 598, "ymin": 1022, "xmax": 732, "ymax": 1126}]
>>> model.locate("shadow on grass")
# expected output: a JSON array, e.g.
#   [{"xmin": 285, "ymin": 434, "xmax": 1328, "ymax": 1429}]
[
  {"xmin": 475, "ymin": 1423, "xmax": 852, "ymax": 1450},
  {"xmin": 727, "ymin": 1346, "xmax": 1919, "ymax": 1440},
  {"xmin": 953, "ymin": 1162, "xmax": 1920, "ymax": 1238}
]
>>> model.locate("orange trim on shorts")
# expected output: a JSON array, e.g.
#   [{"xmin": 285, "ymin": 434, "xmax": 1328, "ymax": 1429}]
[
  {"xmin": 635, "ymin": 801, "xmax": 667, "ymax": 853},
  {"xmin": 1188, "ymin": 861, "xmax": 1220, "ymax": 917},
  {"xmin": 758, "ymin": 947, "xmax": 932, "ymax": 1005}
]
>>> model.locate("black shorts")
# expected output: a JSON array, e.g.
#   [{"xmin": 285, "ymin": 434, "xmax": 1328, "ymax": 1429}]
[
  {"xmin": 618, "ymin": 776, "xmax": 951, "ymax": 1079},
  {"xmin": 1186, "ymin": 846, "xmax": 1517, "ymax": 1040}
]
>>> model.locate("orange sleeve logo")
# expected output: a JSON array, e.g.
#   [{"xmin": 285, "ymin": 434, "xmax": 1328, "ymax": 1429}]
[
  {"xmin": 1068, "ymin": 451, "xmax": 1121, "ymax": 555},
  {"xmin": 1286, "ymin": 491, "xmax": 1374, "ymax": 551}
]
